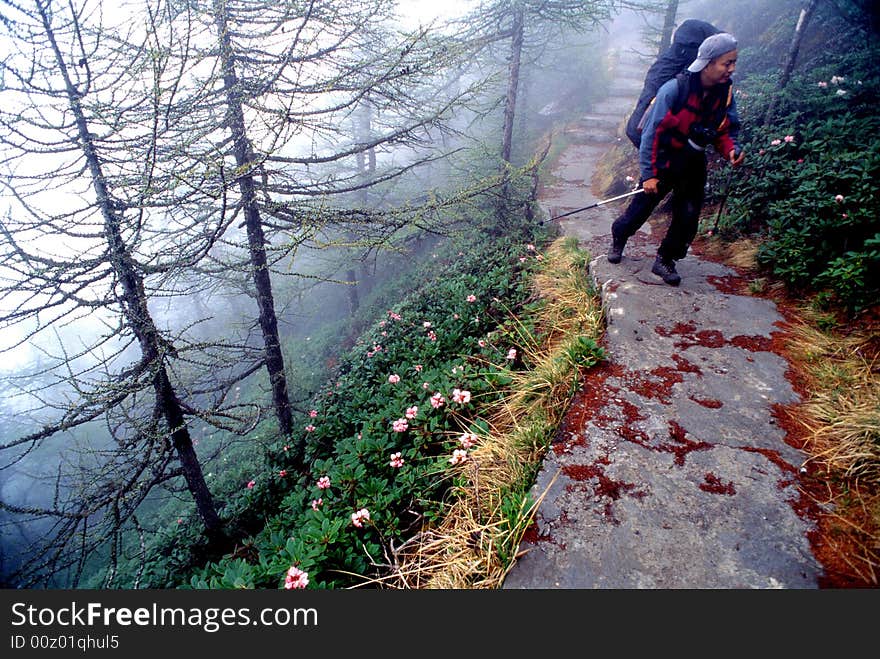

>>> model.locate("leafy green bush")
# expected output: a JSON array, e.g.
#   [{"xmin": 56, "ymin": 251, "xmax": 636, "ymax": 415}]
[
  {"xmin": 711, "ymin": 46, "xmax": 880, "ymax": 312},
  {"xmin": 179, "ymin": 226, "xmax": 548, "ymax": 589}
]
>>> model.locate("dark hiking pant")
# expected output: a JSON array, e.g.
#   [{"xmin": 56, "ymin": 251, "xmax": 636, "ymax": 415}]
[{"xmin": 612, "ymin": 150, "xmax": 707, "ymax": 261}]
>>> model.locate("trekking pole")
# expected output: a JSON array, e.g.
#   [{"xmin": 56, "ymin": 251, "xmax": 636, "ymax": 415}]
[
  {"xmin": 540, "ymin": 188, "xmax": 643, "ymax": 225},
  {"xmin": 711, "ymin": 148, "xmax": 743, "ymax": 233}
]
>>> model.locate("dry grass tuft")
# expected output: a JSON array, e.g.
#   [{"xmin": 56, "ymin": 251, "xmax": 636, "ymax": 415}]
[
  {"xmin": 786, "ymin": 313, "xmax": 880, "ymax": 584},
  {"xmin": 385, "ymin": 237, "xmax": 604, "ymax": 589}
]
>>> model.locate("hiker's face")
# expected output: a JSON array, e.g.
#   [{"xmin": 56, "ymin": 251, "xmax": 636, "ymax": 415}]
[{"xmin": 704, "ymin": 49, "xmax": 738, "ymax": 86}]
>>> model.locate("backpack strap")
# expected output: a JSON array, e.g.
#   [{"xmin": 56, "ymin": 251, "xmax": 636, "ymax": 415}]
[{"xmin": 671, "ymin": 72, "xmax": 690, "ymax": 115}]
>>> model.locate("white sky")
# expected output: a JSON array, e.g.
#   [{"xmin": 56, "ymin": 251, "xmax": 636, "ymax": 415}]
[{"xmin": 397, "ymin": 0, "xmax": 475, "ymax": 27}]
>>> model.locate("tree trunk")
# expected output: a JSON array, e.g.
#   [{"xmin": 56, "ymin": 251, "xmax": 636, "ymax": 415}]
[
  {"xmin": 213, "ymin": 1, "xmax": 295, "ymax": 443},
  {"xmin": 764, "ymin": 0, "xmax": 819, "ymax": 124},
  {"xmin": 500, "ymin": 7, "xmax": 524, "ymax": 166},
  {"xmin": 38, "ymin": 0, "xmax": 223, "ymax": 540},
  {"xmin": 658, "ymin": 0, "xmax": 679, "ymax": 55},
  {"xmin": 497, "ymin": 7, "xmax": 524, "ymax": 228}
]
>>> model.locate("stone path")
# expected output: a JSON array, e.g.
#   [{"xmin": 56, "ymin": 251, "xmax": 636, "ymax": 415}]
[{"xmin": 502, "ymin": 29, "xmax": 824, "ymax": 589}]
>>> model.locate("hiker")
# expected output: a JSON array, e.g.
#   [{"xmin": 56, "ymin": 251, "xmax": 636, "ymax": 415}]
[{"xmin": 608, "ymin": 32, "xmax": 745, "ymax": 286}]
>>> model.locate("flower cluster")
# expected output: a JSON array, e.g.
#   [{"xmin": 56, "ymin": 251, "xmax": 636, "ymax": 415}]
[
  {"xmin": 449, "ymin": 449, "xmax": 468, "ymax": 465},
  {"xmin": 351, "ymin": 508, "xmax": 370, "ymax": 528},
  {"xmin": 452, "ymin": 388, "xmax": 471, "ymax": 404},
  {"xmin": 389, "ymin": 452, "xmax": 404, "ymax": 468},
  {"xmin": 392, "ymin": 418, "xmax": 408, "ymax": 432},
  {"xmin": 316, "ymin": 476, "xmax": 331, "ymax": 490},
  {"xmin": 459, "ymin": 432, "xmax": 478, "ymax": 449},
  {"xmin": 284, "ymin": 566, "xmax": 309, "ymax": 590}
]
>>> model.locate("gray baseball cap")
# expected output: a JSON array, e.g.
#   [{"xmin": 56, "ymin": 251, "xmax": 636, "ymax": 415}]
[{"xmin": 687, "ymin": 32, "xmax": 738, "ymax": 72}]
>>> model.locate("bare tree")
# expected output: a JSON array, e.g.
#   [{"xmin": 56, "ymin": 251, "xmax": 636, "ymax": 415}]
[
  {"xmin": 657, "ymin": 0, "xmax": 679, "ymax": 54},
  {"xmin": 163, "ymin": 0, "xmax": 495, "ymax": 451},
  {"xmin": 449, "ymin": 0, "xmax": 617, "ymax": 226},
  {"xmin": 764, "ymin": 0, "xmax": 820, "ymax": 125},
  {"xmin": 0, "ymin": 0, "xmax": 262, "ymax": 586}
]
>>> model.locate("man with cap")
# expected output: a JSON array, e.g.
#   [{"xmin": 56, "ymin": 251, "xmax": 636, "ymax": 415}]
[{"xmin": 607, "ymin": 31, "xmax": 745, "ymax": 286}]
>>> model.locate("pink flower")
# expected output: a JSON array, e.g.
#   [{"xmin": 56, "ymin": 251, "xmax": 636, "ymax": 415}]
[
  {"xmin": 835, "ymin": 194, "xmax": 844, "ymax": 203},
  {"xmin": 246, "ymin": 479, "xmax": 256, "ymax": 489},
  {"xmin": 430, "ymin": 392, "xmax": 446, "ymax": 409},
  {"xmin": 535, "ymin": 255, "xmax": 543, "ymax": 261},
  {"xmin": 427, "ymin": 330, "xmax": 437, "ymax": 341},
  {"xmin": 506, "ymin": 348, "xmax": 517, "ymax": 360},
  {"xmin": 388, "ymin": 374, "xmax": 400, "ymax": 384},
  {"xmin": 389, "ymin": 452, "xmax": 404, "ymax": 468},
  {"xmin": 405, "ymin": 405, "xmax": 419, "ymax": 419},
  {"xmin": 423, "ymin": 321, "xmax": 432, "ymax": 328},
  {"xmin": 177, "ymin": 518, "xmax": 183, "ymax": 525},
  {"xmin": 526, "ymin": 243, "xmax": 536, "ymax": 251},
  {"xmin": 351, "ymin": 508, "xmax": 370, "ymax": 528},
  {"xmin": 797, "ymin": 159, "xmax": 804, "ymax": 164},
  {"xmin": 388, "ymin": 311, "xmax": 401, "ymax": 321},
  {"xmin": 453, "ymin": 313, "xmax": 459, "ymax": 320},
  {"xmin": 452, "ymin": 388, "xmax": 471, "ymax": 404},
  {"xmin": 478, "ymin": 339, "xmax": 486, "ymax": 348},
  {"xmin": 414, "ymin": 364, "xmax": 423, "ymax": 372},
  {"xmin": 311, "ymin": 498, "xmax": 323, "ymax": 511},
  {"xmin": 278, "ymin": 469, "xmax": 287, "ymax": 478},
  {"xmin": 422, "ymin": 382, "xmax": 430, "ymax": 390},
  {"xmin": 784, "ymin": 135, "xmax": 795, "ymax": 143},
  {"xmin": 283, "ymin": 444, "xmax": 290, "ymax": 452},
  {"xmin": 392, "ymin": 418, "xmax": 409, "ymax": 432},
  {"xmin": 317, "ymin": 476, "xmax": 331, "ymax": 490},
  {"xmin": 770, "ymin": 139, "xmax": 781, "ymax": 146},
  {"xmin": 449, "ymin": 449, "xmax": 468, "ymax": 465},
  {"xmin": 519, "ymin": 256, "xmax": 527, "ymax": 263},
  {"xmin": 842, "ymin": 213, "xmax": 848, "ymax": 219},
  {"xmin": 305, "ymin": 424, "xmax": 316, "ymax": 432},
  {"xmin": 466, "ymin": 294, "xmax": 477, "ymax": 303},
  {"xmin": 309, "ymin": 409, "xmax": 318, "ymax": 418},
  {"xmin": 459, "ymin": 432, "xmax": 478, "ymax": 449},
  {"xmin": 818, "ymin": 81, "xmax": 828, "ymax": 88},
  {"xmin": 284, "ymin": 566, "xmax": 309, "ymax": 590}
]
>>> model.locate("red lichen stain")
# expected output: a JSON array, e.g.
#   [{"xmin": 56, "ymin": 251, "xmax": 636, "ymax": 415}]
[
  {"xmin": 665, "ymin": 420, "xmax": 712, "ymax": 466},
  {"xmin": 706, "ymin": 274, "xmax": 747, "ymax": 295},
  {"xmin": 520, "ymin": 519, "xmax": 553, "ymax": 545},
  {"xmin": 690, "ymin": 395, "xmax": 723, "ymax": 409},
  {"xmin": 655, "ymin": 322, "xmax": 726, "ymax": 349},
  {"xmin": 655, "ymin": 322, "xmax": 697, "ymax": 338},
  {"xmin": 672, "ymin": 353, "xmax": 702, "ymax": 375},
  {"xmin": 562, "ymin": 461, "xmax": 644, "ymax": 525},
  {"xmin": 740, "ymin": 446, "xmax": 797, "ymax": 477},
  {"xmin": 699, "ymin": 472, "xmax": 736, "ymax": 495},
  {"xmin": 729, "ymin": 335, "xmax": 774, "ymax": 352},
  {"xmin": 554, "ymin": 362, "xmax": 626, "ymax": 451}
]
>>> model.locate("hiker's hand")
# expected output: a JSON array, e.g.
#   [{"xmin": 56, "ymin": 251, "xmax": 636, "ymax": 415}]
[
  {"xmin": 643, "ymin": 178, "xmax": 660, "ymax": 194},
  {"xmin": 729, "ymin": 149, "xmax": 745, "ymax": 167}
]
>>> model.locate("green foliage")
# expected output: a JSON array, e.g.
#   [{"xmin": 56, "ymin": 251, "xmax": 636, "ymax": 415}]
[
  {"xmin": 712, "ymin": 45, "xmax": 880, "ymax": 313},
  {"xmin": 175, "ymin": 221, "xmax": 551, "ymax": 589}
]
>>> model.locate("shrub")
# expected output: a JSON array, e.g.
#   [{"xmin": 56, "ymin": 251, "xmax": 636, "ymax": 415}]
[{"xmin": 712, "ymin": 46, "xmax": 880, "ymax": 312}]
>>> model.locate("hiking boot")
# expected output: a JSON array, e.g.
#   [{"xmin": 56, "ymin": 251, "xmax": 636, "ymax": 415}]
[
  {"xmin": 607, "ymin": 236, "xmax": 626, "ymax": 264},
  {"xmin": 651, "ymin": 256, "xmax": 681, "ymax": 286}
]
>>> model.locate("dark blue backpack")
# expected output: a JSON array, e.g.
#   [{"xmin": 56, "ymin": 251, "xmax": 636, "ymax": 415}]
[{"xmin": 625, "ymin": 19, "xmax": 720, "ymax": 148}]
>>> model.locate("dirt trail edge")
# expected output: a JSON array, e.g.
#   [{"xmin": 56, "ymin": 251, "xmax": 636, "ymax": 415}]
[{"xmin": 502, "ymin": 32, "xmax": 823, "ymax": 589}]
